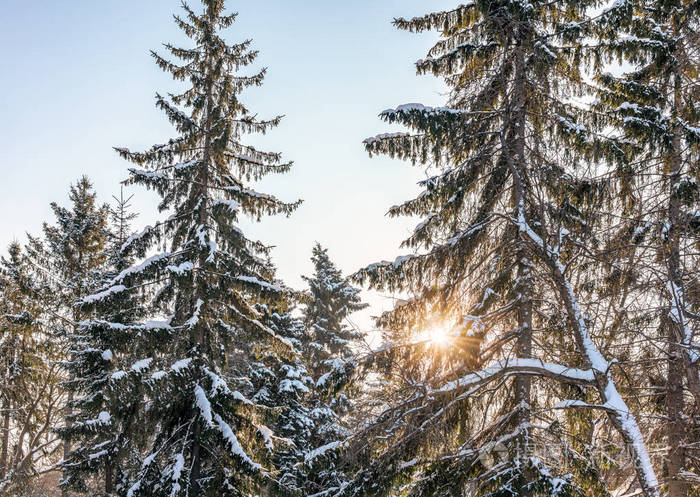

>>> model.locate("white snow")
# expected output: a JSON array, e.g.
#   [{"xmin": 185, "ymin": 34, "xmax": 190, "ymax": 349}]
[
  {"xmin": 110, "ymin": 252, "xmax": 172, "ymax": 286},
  {"xmin": 111, "ymin": 371, "xmax": 127, "ymax": 381},
  {"xmin": 212, "ymin": 199, "xmax": 240, "ymax": 214},
  {"xmin": 305, "ymin": 441, "xmax": 341, "ymax": 465},
  {"xmin": 363, "ymin": 132, "xmax": 410, "ymax": 146},
  {"xmin": 167, "ymin": 261, "xmax": 194, "ymax": 275},
  {"xmin": 236, "ymin": 275, "xmax": 283, "ymax": 293},
  {"xmin": 257, "ymin": 424, "xmax": 274, "ymax": 450},
  {"xmin": 214, "ymin": 413, "xmax": 262, "ymax": 471},
  {"xmin": 185, "ymin": 299, "xmax": 203, "ymax": 328},
  {"xmin": 171, "ymin": 358, "xmax": 193, "ymax": 372},
  {"xmin": 82, "ymin": 285, "xmax": 127, "ymax": 304},
  {"xmin": 383, "ymin": 103, "xmax": 469, "ymax": 116},
  {"xmin": 169, "ymin": 453, "xmax": 185, "ymax": 497},
  {"xmin": 131, "ymin": 358, "xmax": 153, "ymax": 372},
  {"xmin": 279, "ymin": 379, "xmax": 310, "ymax": 394},
  {"xmin": 436, "ymin": 358, "xmax": 594, "ymax": 394},
  {"xmin": 121, "ymin": 225, "xmax": 153, "ymax": 252},
  {"xmin": 195, "ymin": 385, "xmax": 213, "ymax": 426}
]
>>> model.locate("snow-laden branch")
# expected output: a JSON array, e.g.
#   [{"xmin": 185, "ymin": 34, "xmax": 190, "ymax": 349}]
[
  {"xmin": 512, "ymin": 199, "xmax": 660, "ymax": 497},
  {"xmin": 433, "ymin": 358, "xmax": 595, "ymax": 395}
]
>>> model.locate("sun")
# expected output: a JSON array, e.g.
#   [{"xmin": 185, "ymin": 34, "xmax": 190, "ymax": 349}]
[{"xmin": 417, "ymin": 326, "xmax": 453, "ymax": 347}]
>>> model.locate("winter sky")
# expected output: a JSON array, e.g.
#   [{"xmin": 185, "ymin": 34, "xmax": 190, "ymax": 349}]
[{"xmin": 0, "ymin": 0, "xmax": 453, "ymax": 331}]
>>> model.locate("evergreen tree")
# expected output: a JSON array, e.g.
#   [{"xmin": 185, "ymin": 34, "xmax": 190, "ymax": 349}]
[
  {"xmin": 594, "ymin": 3, "xmax": 700, "ymax": 496},
  {"xmin": 58, "ymin": 189, "xmax": 145, "ymax": 496},
  {"xmin": 303, "ymin": 243, "xmax": 367, "ymax": 386},
  {"xmin": 23, "ymin": 176, "xmax": 110, "ymax": 497},
  {"xmin": 344, "ymin": 2, "xmax": 659, "ymax": 497},
  {"xmin": 301, "ymin": 244, "xmax": 367, "ymax": 496},
  {"xmin": 83, "ymin": 1, "xmax": 300, "ymax": 495},
  {"xmin": 247, "ymin": 305, "xmax": 313, "ymax": 495}
]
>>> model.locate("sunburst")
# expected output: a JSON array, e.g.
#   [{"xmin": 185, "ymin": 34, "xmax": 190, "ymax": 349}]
[{"xmin": 417, "ymin": 325, "xmax": 453, "ymax": 347}]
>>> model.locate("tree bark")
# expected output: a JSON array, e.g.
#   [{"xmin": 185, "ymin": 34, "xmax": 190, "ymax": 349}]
[
  {"xmin": 511, "ymin": 32, "xmax": 533, "ymax": 475},
  {"xmin": 665, "ymin": 320, "xmax": 686, "ymax": 497},
  {"xmin": 664, "ymin": 28, "xmax": 687, "ymax": 497},
  {"xmin": 500, "ymin": 138, "xmax": 660, "ymax": 497},
  {"xmin": 189, "ymin": 7, "xmax": 216, "ymax": 495},
  {"xmin": 0, "ymin": 396, "xmax": 10, "ymax": 479},
  {"xmin": 105, "ymin": 461, "xmax": 114, "ymax": 497}
]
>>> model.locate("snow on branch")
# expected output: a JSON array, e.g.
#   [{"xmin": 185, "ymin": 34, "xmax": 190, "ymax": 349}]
[
  {"xmin": 305, "ymin": 441, "xmax": 343, "ymax": 466},
  {"xmin": 213, "ymin": 413, "xmax": 262, "ymax": 473},
  {"xmin": 380, "ymin": 103, "xmax": 470, "ymax": 117},
  {"xmin": 433, "ymin": 358, "xmax": 595, "ymax": 395},
  {"xmin": 512, "ymin": 198, "xmax": 660, "ymax": 497}
]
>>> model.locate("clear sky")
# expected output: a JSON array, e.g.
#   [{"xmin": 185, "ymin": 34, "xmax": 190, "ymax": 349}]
[{"xmin": 0, "ymin": 0, "xmax": 452, "ymax": 331}]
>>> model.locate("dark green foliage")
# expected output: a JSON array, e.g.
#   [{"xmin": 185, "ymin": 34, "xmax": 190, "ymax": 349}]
[
  {"xmin": 58, "ymin": 189, "xmax": 145, "ymax": 496},
  {"xmin": 82, "ymin": 1, "xmax": 301, "ymax": 495},
  {"xmin": 301, "ymin": 244, "xmax": 367, "ymax": 496},
  {"xmin": 22, "ymin": 177, "xmax": 111, "ymax": 494},
  {"xmin": 343, "ymin": 2, "xmax": 612, "ymax": 496}
]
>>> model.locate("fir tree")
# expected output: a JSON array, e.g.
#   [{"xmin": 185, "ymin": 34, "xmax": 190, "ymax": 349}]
[
  {"xmin": 594, "ymin": 2, "xmax": 700, "ymax": 496},
  {"xmin": 23, "ymin": 176, "xmax": 110, "ymax": 497},
  {"xmin": 301, "ymin": 243, "xmax": 367, "ymax": 496},
  {"xmin": 58, "ymin": 189, "xmax": 145, "ymax": 496},
  {"xmin": 247, "ymin": 305, "xmax": 313, "ymax": 495},
  {"xmin": 303, "ymin": 243, "xmax": 367, "ymax": 385},
  {"xmin": 344, "ymin": 2, "xmax": 659, "ymax": 497},
  {"xmin": 83, "ymin": 1, "xmax": 301, "ymax": 495}
]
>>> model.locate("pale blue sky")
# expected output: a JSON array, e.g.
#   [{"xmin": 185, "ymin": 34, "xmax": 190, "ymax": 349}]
[{"xmin": 0, "ymin": 0, "xmax": 451, "ymax": 329}]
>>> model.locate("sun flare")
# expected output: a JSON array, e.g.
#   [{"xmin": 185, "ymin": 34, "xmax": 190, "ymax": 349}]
[{"xmin": 418, "ymin": 326, "xmax": 453, "ymax": 347}]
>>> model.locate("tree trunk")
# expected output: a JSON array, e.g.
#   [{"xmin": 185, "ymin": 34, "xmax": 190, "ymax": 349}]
[
  {"xmin": 511, "ymin": 27, "xmax": 533, "ymax": 473},
  {"xmin": 514, "ymin": 247, "xmax": 533, "ymax": 474},
  {"xmin": 62, "ymin": 389, "xmax": 73, "ymax": 497},
  {"xmin": 664, "ymin": 32, "xmax": 687, "ymax": 497},
  {"xmin": 665, "ymin": 321, "xmax": 686, "ymax": 497},
  {"xmin": 189, "ymin": 8, "xmax": 215, "ymax": 494},
  {"xmin": 0, "ymin": 396, "xmax": 10, "ymax": 479},
  {"xmin": 105, "ymin": 461, "xmax": 114, "ymax": 496}
]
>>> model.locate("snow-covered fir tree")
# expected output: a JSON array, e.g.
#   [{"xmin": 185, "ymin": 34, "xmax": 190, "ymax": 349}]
[
  {"xmin": 22, "ymin": 177, "xmax": 110, "ymax": 496},
  {"xmin": 301, "ymin": 243, "xmax": 367, "ymax": 496},
  {"xmin": 58, "ymin": 189, "xmax": 146, "ymax": 496},
  {"xmin": 81, "ymin": 1, "xmax": 301, "ymax": 495},
  {"xmin": 343, "ymin": 2, "xmax": 661, "ymax": 497},
  {"xmin": 246, "ymin": 305, "xmax": 314, "ymax": 494},
  {"xmin": 593, "ymin": 2, "xmax": 700, "ymax": 496},
  {"xmin": 303, "ymin": 244, "xmax": 367, "ymax": 386}
]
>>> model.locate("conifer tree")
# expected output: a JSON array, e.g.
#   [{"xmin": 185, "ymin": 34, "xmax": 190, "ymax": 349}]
[
  {"xmin": 344, "ymin": 2, "xmax": 660, "ymax": 497},
  {"xmin": 301, "ymin": 243, "xmax": 367, "ymax": 496},
  {"xmin": 58, "ymin": 189, "xmax": 145, "ymax": 496},
  {"xmin": 303, "ymin": 244, "xmax": 367, "ymax": 387},
  {"xmin": 23, "ymin": 176, "xmax": 110, "ymax": 496},
  {"xmin": 83, "ymin": 2, "xmax": 301, "ymax": 495},
  {"xmin": 247, "ymin": 305, "xmax": 313, "ymax": 494},
  {"xmin": 594, "ymin": 3, "xmax": 700, "ymax": 496}
]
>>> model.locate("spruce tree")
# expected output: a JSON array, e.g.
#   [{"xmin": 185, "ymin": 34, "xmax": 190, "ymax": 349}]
[
  {"xmin": 247, "ymin": 305, "xmax": 313, "ymax": 495},
  {"xmin": 301, "ymin": 243, "xmax": 367, "ymax": 496},
  {"xmin": 303, "ymin": 244, "xmax": 367, "ymax": 385},
  {"xmin": 344, "ymin": 2, "xmax": 659, "ymax": 497},
  {"xmin": 23, "ymin": 176, "xmax": 110, "ymax": 496},
  {"xmin": 58, "ymin": 189, "xmax": 145, "ymax": 496},
  {"xmin": 594, "ymin": 2, "xmax": 700, "ymax": 496},
  {"xmin": 84, "ymin": 2, "xmax": 301, "ymax": 495}
]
